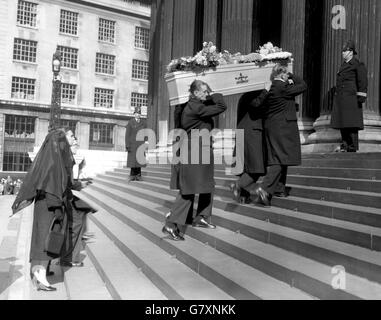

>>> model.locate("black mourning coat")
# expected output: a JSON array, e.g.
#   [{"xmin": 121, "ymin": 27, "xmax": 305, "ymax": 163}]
[
  {"xmin": 171, "ymin": 93, "xmax": 227, "ymax": 195},
  {"xmin": 264, "ymin": 74, "xmax": 307, "ymax": 166}
]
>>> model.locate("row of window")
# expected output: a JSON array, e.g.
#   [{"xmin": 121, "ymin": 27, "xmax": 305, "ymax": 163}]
[
  {"xmin": 3, "ymin": 115, "xmax": 116, "ymax": 145},
  {"xmin": 13, "ymin": 38, "xmax": 149, "ymax": 78},
  {"xmin": 2, "ymin": 115, "xmax": 118, "ymax": 171},
  {"xmin": 16, "ymin": 1, "xmax": 150, "ymax": 49},
  {"xmin": 10, "ymin": 76, "xmax": 148, "ymax": 109}
]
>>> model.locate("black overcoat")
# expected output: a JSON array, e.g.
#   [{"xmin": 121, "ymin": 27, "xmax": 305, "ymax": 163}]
[
  {"xmin": 264, "ymin": 75, "xmax": 307, "ymax": 166},
  {"xmin": 235, "ymin": 89, "xmax": 269, "ymax": 175},
  {"xmin": 171, "ymin": 94, "xmax": 227, "ymax": 195},
  {"xmin": 331, "ymin": 58, "xmax": 368, "ymax": 129},
  {"xmin": 125, "ymin": 118, "xmax": 146, "ymax": 168}
]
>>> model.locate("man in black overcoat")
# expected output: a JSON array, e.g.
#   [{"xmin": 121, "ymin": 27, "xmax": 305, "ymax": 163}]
[
  {"xmin": 331, "ymin": 40, "xmax": 368, "ymax": 152},
  {"xmin": 230, "ymin": 83, "xmax": 271, "ymax": 203},
  {"xmin": 163, "ymin": 80, "xmax": 227, "ymax": 241},
  {"xmin": 251, "ymin": 64, "xmax": 307, "ymax": 207},
  {"xmin": 125, "ymin": 107, "xmax": 146, "ymax": 181}
]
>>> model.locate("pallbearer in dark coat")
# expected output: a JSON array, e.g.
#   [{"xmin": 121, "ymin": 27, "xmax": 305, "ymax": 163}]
[
  {"xmin": 230, "ymin": 84, "xmax": 271, "ymax": 203},
  {"xmin": 252, "ymin": 64, "xmax": 307, "ymax": 207},
  {"xmin": 331, "ymin": 40, "xmax": 368, "ymax": 152},
  {"xmin": 163, "ymin": 80, "xmax": 227, "ymax": 241},
  {"xmin": 125, "ymin": 107, "xmax": 146, "ymax": 181}
]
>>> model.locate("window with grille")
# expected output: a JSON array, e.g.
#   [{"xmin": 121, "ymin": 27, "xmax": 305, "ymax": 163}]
[
  {"xmin": 135, "ymin": 26, "xmax": 149, "ymax": 50},
  {"xmin": 89, "ymin": 122, "xmax": 114, "ymax": 146},
  {"xmin": 61, "ymin": 119, "xmax": 77, "ymax": 136},
  {"xmin": 95, "ymin": 53, "xmax": 115, "ymax": 75},
  {"xmin": 131, "ymin": 92, "xmax": 148, "ymax": 109},
  {"xmin": 17, "ymin": 0, "xmax": 37, "ymax": 27},
  {"xmin": 98, "ymin": 18, "xmax": 115, "ymax": 43},
  {"xmin": 59, "ymin": 9, "xmax": 78, "ymax": 35},
  {"xmin": 94, "ymin": 88, "xmax": 114, "ymax": 109},
  {"xmin": 3, "ymin": 115, "xmax": 35, "ymax": 172},
  {"xmin": 57, "ymin": 45, "xmax": 78, "ymax": 69},
  {"xmin": 132, "ymin": 59, "xmax": 148, "ymax": 80},
  {"xmin": 11, "ymin": 76, "xmax": 35, "ymax": 100},
  {"xmin": 13, "ymin": 38, "xmax": 37, "ymax": 63},
  {"xmin": 61, "ymin": 83, "xmax": 77, "ymax": 104}
]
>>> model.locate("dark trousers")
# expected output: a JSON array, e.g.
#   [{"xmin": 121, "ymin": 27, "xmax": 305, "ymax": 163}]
[
  {"xmin": 340, "ymin": 128, "xmax": 359, "ymax": 151},
  {"xmin": 61, "ymin": 209, "xmax": 86, "ymax": 263},
  {"xmin": 238, "ymin": 173, "xmax": 262, "ymax": 197},
  {"xmin": 130, "ymin": 167, "xmax": 141, "ymax": 177},
  {"xmin": 168, "ymin": 192, "xmax": 213, "ymax": 227},
  {"xmin": 261, "ymin": 165, "xmax": 288, "ymax": 196}
]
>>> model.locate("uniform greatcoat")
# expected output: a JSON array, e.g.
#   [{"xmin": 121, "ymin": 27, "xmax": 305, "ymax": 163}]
[
  {"xmin": 331, "ymin": 57, "xmax": 368, "ymax": 129},
  {"xmin": 173, "ymin": 94, "xmax": 227, "ymax": 195},
  {"xmin": 264, "ymin": 75, "xmax": 307, "ymax": 166},
  {"xmin": 125, "ymin": 118, "xmax": 146, "ymax": 168}
]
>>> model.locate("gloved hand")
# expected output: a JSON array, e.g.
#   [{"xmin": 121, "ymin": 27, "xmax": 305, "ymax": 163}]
[
  {"xmin": 126, "ymin": 147, "xmax": 130, "ymax": 152},
  {"xmin": 357, "ymin": 96, "xmax": 366, "ymax": 104}
]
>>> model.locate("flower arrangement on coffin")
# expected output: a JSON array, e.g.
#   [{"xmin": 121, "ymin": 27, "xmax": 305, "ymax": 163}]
[{"xmin": 166, "ymin": 42, "xmax": 292, "ymax": 73}]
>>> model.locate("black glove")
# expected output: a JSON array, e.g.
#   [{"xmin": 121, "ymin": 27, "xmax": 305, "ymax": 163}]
[{"xmin": 357, "ymin": 96, "xmax": 366, "ymax": 104}]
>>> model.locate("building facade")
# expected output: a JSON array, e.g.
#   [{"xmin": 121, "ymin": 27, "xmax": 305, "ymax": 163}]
[
  {"xmin": 147, "ymin": 0, "xmax": 381, "ymax": 153},
  {"xmin": 0, "ymin": 0, "xmax": 150, "ymax": 173}
]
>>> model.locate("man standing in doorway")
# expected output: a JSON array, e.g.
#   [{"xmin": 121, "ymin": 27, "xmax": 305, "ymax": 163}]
[{"xmin": 331, "ymin": 40, "xmax": 368, "ymax": 152}]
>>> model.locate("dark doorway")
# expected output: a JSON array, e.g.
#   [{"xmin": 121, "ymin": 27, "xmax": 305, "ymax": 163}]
[{"xmin": 258, "ymin": 0, "xmax": 282, "ymax": 47}]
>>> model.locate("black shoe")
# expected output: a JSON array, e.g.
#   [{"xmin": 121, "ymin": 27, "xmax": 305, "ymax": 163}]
[
  {"xmin": 274, "ymin": 191, "xmax": 287, "ymax": 198},
  {"xmin": 60, "ymin": 261, "xmax": 84, "ymax": 267},
  {"xmin": 251, "ymin": 187, "xmax": 271, "ymax": 207},
  {"xmin": 129, "ymin": 176, "xmax": 136, "ymax": 182},
  {"xmin": 162, "ymin": 224, "xmax": 185, "ymax": 241},
  {"xmin": 135, "ymin": 175, "xmax": 143, "ymax": 181},
  {"xmin": 192, "ymin": 217, "xmax": 216, "ymax": 229}
]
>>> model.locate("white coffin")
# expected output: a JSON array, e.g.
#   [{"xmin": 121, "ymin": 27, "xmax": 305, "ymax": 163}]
[{"xmin": 165, "ymin": 61, "xmax": 293, "ymax": 106}]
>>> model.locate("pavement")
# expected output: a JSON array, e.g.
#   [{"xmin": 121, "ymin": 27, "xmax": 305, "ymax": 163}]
[{"xmin": 0, "ymin": 195, "xmax": 67, "ymax": 300}]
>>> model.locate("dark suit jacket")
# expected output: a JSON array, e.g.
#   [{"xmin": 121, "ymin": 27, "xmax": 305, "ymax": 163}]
[{"xmin": 264, "ymin": 74, "xmax": 307, "ymax": 166}]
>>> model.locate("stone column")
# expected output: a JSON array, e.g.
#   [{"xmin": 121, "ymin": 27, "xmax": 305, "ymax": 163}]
[
  {"xmin": 281, "ymin": 0, "xmax": 322, "ymax": 147},
  {"xmin": 307, "ymin": 0, "xmax": 381, "ymax": 152},
  {"xmin": 77, "ymin": 121, "xmax": 90, "ymax": 150},
  {"xmin": 0, "ymin": 113, "xmax": 4, "ymax": 170},
  {"xmin": 114, "ymin": 124, "xmax": 126, "ymax": 152},
  {"xmin": 35, "ymin": 118, "xmax": 49, "ymax": 147}
]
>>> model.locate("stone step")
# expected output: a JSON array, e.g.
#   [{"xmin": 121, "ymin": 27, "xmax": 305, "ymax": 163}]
[
  {"xmin": 97, "ymin": 175, "xmax": 381, "ymax": 250},
  {"xmin": 112, "ymin": 169, "xmax": 381, "ymax": 194},
  {"xmin": 79, "ymin": 214, "xmax": 168, "ymax": 300},
  {"xmin": 118, "ymin": 165, "xmax": 381, "ymax": 181},
  {"xmin": 62, "ymin": 241, "xmax": 113, "ymax": 300},
  {"xmin": 100, "ymin": 173, "xmax": 381, "ymax": 229},
  {"xmin": 78, "ymin": 193, "xmax": 236, "ymax": 300},
  {"xmin": 82, "ymin": 183, "xmax": 381, "ymax": 299},
  {"xmin": 88, "ymin": 177, "xmax": 381, "ymax": 285},
  {"xmin": 81, "ymin": 188, "xmax": 315, "ymax": 300},
  {"xmin": 301, "ymin": 153, "xmax": 381, "ymax": 160}
]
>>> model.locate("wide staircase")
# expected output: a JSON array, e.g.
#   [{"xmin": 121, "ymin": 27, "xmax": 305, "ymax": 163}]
[{"xmin": 72, "ymin": 152, "xmax": 381, "ymax": 300}]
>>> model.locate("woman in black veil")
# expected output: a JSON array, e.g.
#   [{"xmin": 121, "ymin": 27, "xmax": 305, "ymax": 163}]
[{"xmin": 12, "ymin": 128, "xmax": 85, "ymax": 291}]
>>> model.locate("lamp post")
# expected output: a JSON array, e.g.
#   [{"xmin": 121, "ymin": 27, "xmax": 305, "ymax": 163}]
[{"xmin": 49, "ymin": 49, "xmax": 62, "ymax": 131}]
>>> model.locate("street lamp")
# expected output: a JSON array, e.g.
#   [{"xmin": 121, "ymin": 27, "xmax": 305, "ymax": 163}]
[{"xmin": 49, "ymin": 49, "xmax": 62, "ymax": 131}]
